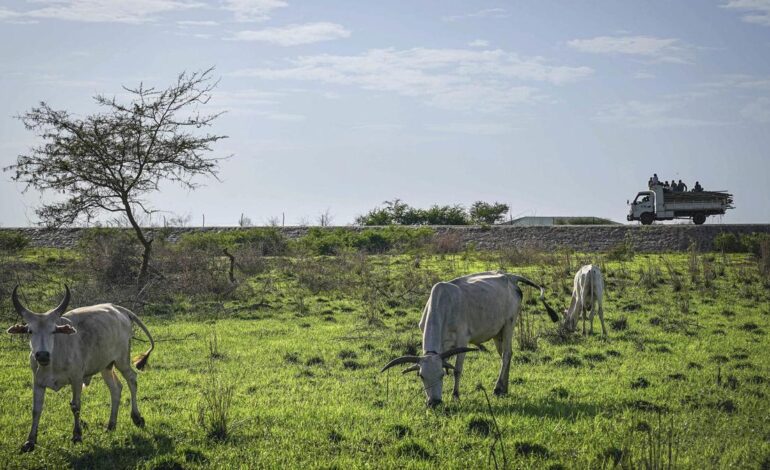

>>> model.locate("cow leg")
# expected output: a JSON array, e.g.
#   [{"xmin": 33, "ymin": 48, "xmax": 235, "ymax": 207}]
[
  {"xmin": 22, "ymin": 385, "xmax": 46, "ymax": 452},
  {"xmin": 101, "ymin": 367, "xmax": 122, "ymax": 431},
  {"xmin": 115, "ymin": 361, "xmax": 144, "ymax": 427},
  {"xmin": 598, "ymin": 296, "xmax": 607, "ymax": 337},
  {"xmin": 452, "ymin": 353, "xmax": 466, "ymax": 400},
  {"xmin": 581, "ymin": 304, "xmax": 587, "ymax": 336},
  {"xmin": 70, "ymin": 379, "xmax": 84, "ymax": 443},
  {"xmin": 493, "ymin": 320, "xmax": 514, "ymax": 396}
]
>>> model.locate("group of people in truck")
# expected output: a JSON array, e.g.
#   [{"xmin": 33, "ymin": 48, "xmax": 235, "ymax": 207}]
[{"xmin": 648, "ymin": 174, "xmax": 704, "ymax": 192}]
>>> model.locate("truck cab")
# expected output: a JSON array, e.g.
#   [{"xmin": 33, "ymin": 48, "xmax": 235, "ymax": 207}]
[{"xmin": 628, "ymin": 190, "xmax": 658, "ymax": 225}]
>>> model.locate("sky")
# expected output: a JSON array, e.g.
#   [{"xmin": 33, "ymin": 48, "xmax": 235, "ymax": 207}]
[{"xmin": 1, "ymin": 0, "xmax": 769, "ymax": 227}]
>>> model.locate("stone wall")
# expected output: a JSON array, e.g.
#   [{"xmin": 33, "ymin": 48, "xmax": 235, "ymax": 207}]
[{"xmin": 3, "ymin": 224, "xmax": 769, "ymax": 252}]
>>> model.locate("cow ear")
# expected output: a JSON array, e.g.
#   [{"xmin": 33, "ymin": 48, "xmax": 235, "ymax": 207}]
[
  {"xmin": 55, "ymin": 324, "xmax": 77, "ymax": 335},
  {"xmin": 7, "ymin": 324, "xmax": 29, "ymax": 334}
]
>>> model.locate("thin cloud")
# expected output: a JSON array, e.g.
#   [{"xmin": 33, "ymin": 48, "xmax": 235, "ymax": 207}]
[
  {"xmin": 230, "ymin": 47, "xmax": 592, "ymax": 112},
  {"xmin": 223, "ymin": 0, "xmax": 288, "ymax": 22},
  {"xmin": 443, "ymin": 8, "xmax": 508, "ymax": 22},
  {"xmin": 722, "ymin": 0, "xmax": 770, "ymax": 26},
  {"xmin": 177, "ymin": 20, "xmax": 219, "ymax": 26},
  {"xmin": 231, "ymin": 22, "xmax": 351, "ymax": 46},
  {"xmin": 741, "ymin": 97, "xmax": 770, "ymax": 122},
  {"xmin": 0, "ymin": 0, "xmax": 203, "ymax": 24},
  {"xmin": 468, "ymin": 39, "xmax": 490, "ymax": 48},
  {"xmin": 427, "ymin": 122, "xmax": 520, "ymax": 135},
  {"xmin": 594, "ymin": 100, "xmax": 727, "ymax": 128},
  {"xmin": 695, "ymin": 74, "xmax": 770, "ymax": 95},
  {"xmin": 567, "ymin": 35, "xmax": 692, "ymax": 64}
]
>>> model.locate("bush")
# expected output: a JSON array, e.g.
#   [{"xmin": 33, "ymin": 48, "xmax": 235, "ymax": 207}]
[
  {"xmin": 431, "ymin": 232, "xmax": 464, "ymax": 254},
  {"xmin": 355, "ymin": 199, "xmax": 478, "ymax": 226},
  {"xmin": 741, "ymin": 233, "xmax": 770, "ymax": 256},
  {"xmin": 178, "ymin": 228, "xmax": 286, "ymax": 256},
  {"xmin": 296, "ymin": 227, "xmax": 434, "ymax": 256},
  {"xmin": 0, "ymin": 231, "xmax": 29, "ymax": 252},
  {"xmin": 156, "ymin": 243, "xmax": 235, "ymax": 297},
  {"xmin": 78, "ymin": 228, "xmax": 141, "ymax": 286},
  {"xmin": 606, "ymin": 240, "xmax": 634, "ymax": 261},
  {"xmin": 469, "ymin": 201, "xmax": 509, "ymax": 225},
  {"xmin": 713, "ymin": 233, "xmax": 742, "ymax": 253}
]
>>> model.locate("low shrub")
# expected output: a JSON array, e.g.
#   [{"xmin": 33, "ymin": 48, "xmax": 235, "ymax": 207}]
[
  {"xmin": 741, "ymin": 232, "xmax": 770, "ymax": 256},
  {"xmin": 295, "ymin": 227, "xmax": 434, "ymax": 256},
  {"xmin": 77, "ymin": 228, "xmax": 141, "ymax": 286},
  {"xmin": 713, "ymin": 233, "xmax": 742, "ymax": 253},
  {"xmin": 0, "ymin": 231, "xmax": 30, "ymax": 252},
  {"xmin": 178, "ymin": 228, "xmax": 287, "ymax": 256}
]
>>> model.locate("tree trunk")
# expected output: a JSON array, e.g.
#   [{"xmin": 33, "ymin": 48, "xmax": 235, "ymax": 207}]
[
  {"xmin": 122, "ymin": 197, "xmax": 153, "ymax": 288},
  {"xmin": 138, "ymin": 239, "xmax": 153, "ymax": 287},
  {"xmin": 223, "ymin": 248, "xmax": 236, "ymax": 284}
]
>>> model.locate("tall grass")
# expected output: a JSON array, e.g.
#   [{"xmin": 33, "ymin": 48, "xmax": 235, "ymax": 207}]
[{"xmin": 195, "ymin": 358, "xmax": 237, "ymax": 441}]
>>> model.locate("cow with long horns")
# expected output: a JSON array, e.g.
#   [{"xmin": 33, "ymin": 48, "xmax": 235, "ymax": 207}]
[
  {"xmin": 6, "ymin": 285, "xmax": 155, "ymax": 452},
  {"xmin": 382, "ymin": 272, "xmax": 559, "ymax": 407}
]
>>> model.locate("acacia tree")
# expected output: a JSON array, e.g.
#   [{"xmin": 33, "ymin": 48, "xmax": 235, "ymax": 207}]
[
  {"xmin": 469, "ymin": 201, "xmax": 509, "ymax": 225},
  {"xmin": 5, "ymin": 68, "xmax": 227, "ymax": 286}
]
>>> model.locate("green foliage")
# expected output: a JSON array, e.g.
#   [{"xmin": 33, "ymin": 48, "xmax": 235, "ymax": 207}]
[
  {"xmin": 356, "ymin": 198, "xmax": 510, "ymax": 226},
  {"xmin": 740, "ymin": 232, "xmax": 770, "ymax": 256},
  {"xmin": 178, "ymin": 228, "xmax": 287, "ymax": 255},
  {"xmin": 296, "ymin": 226, "xmax": 434, "ymax": 255},
  {"xmin": 77, "ymin": 228, "xmax": 141, "ymax": 286},
  {"xmin": 0, "ymin": 231, "xmax": 29, "ymax": 252},
  {"xmin": 713, "ymin": 233, "xmax": 742, "ymax": 253},
  {"xmin": 607, "ymin": 240, "xmax": 635, "ymax": 261}
]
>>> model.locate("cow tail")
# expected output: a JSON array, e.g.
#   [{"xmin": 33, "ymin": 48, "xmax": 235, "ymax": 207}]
[
  {"xmin": 123, "ymin": 308, "xmax": 155, "ymax": 371},
  {"xmin": 512, "ymin": 276, "xmax": 561, "ymax": 323}
]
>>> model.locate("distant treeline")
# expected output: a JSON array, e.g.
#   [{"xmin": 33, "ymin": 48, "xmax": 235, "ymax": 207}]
[{"xmin": 355, "ymin": 199, "xmax": 509, "ymax": 226}]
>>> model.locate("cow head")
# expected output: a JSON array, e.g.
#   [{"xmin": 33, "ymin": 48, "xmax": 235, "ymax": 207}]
[
  {"xmin": 563, "ymin": 307, "xmax": 578, "ymax": 332},
  {"xmin": 6, "ymin": 285, "xmax": 76, "ymax": 366},
  {"xmin": 381, "ymin": 347, "xmax": 477, "ymax": 407}
]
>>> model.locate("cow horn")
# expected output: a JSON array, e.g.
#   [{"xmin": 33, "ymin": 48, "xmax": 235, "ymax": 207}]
[
  {"xmin": 380, "ymin": 355, "xmax": 421, "ymax": 372},
  {"xmin": 51, "ymin": 285, "xmax": 70, "ymax": 317},
  {"xmin": 401, "ymin": 364, "xmax": 420, "ymax": 374},
  {"xmin": 439, "ymin": 347, "xmax": 478, "ymax": 359},
  {"xmin": 11, "ymin": 285, "xmax": 33, "ymax": 317}
]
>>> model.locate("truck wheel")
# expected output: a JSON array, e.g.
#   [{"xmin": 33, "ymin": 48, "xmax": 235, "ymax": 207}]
[
  {"xmin": 640, "ymin": 213, "xmax": 654, "ymax": 225},
  {"xmin": 693, "ymin": 213, "xmax": 706, "ymax": 225}
]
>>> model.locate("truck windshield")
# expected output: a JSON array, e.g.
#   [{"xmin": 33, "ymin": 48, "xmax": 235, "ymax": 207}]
[{"xmin": 633, "ymin": 193, "xmax": 652, "ymax": 204}]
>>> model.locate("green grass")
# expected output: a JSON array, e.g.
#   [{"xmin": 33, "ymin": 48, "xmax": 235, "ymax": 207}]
[{"xmin": 0, "ymin": 250, "xmax": 768, "ymax": 468}]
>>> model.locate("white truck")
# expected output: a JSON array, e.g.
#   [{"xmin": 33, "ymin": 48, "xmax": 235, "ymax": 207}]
[{"xmin": 627, "ymin": 184, "xmax": 734, "ymax": 225}]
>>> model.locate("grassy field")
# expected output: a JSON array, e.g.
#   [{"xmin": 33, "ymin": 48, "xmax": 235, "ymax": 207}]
[{"xmin": 0, "ymin": 246, "xmax": 768, "ymax": 469}]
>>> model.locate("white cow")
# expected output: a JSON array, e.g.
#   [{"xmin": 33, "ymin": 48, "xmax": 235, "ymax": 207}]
[
  {"xmin": 381, "ymin": 272, "xmax": 559, "ymax": 407},
  {"xmin": 6, "ymin": 285, "xmax": 155, "ymax": 452},
  {"xmin": 564, "ymin": 264, "xmax": 606, "ymax": 336}
]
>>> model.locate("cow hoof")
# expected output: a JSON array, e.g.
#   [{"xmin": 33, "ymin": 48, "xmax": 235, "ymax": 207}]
[
  {"xmin": 131, "ymin": 413, "xmax": 145, "ymax": 428},
  {"xmin": 493, "ymin": 388, "xmax": 507, "ymax": 396},
  {"xmin": 106, "ymin": 422, "xmax": 116, "ymax": 431},
  {"xmin": 452, "ymin": 393, "xmax": 460, "ymax": 401},
  {"xmin": 72, "ymin": 435, "xmax": 82, "ymax": 444},
  {"xmin": 20, "ymin": 441, "xmax": 35, "ymax": 453}
]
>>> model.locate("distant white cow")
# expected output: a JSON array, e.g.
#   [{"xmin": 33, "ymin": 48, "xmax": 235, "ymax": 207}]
[
  {"xmin": 564, "ymin": 265, "xmax": 606, "ymax": 336},
  {"xmin": 6, "ymin": 285, "xmax": 155, "ymax": 452},
  {"xmin": 381, "ymin": 272, "xmax": 559, "ymax": 407}
]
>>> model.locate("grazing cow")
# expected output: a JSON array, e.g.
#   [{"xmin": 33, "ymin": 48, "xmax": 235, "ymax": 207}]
[
  {"xmin": 381, "ymin": 272, "xmax": 559, "ymax": 407},
  {"xmin": 6, "ymin": 285, "xmax": 155, "ymax": 452},
  {"xmin": 564, "ymin": 264, "xmax": 606, "ymax": 336}
]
